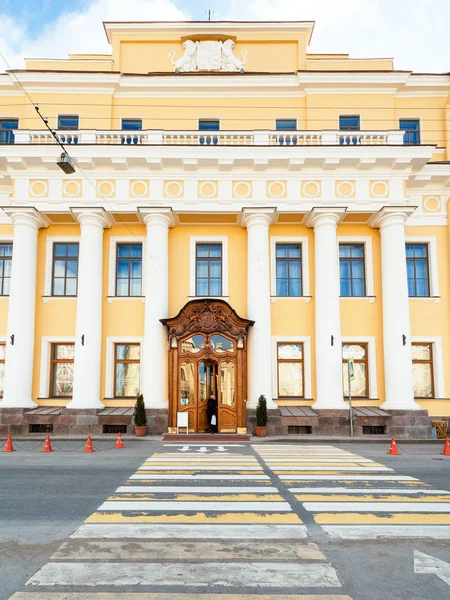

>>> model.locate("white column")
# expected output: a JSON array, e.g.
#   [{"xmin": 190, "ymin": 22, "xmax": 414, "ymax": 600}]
[
  {"xmin": 141, "ymin": 209, "xmax": 171, "ymax": 409},
  {"xmin": 370, "ymin": 207, "xmax": 420, "ymax": 410},
  {"xmin": 243, "ymin": 210, "xmax": 277, "ymax": 410},
  {"xmin": 306, "ymin": 208, "xmax": 347, "ymax": 410},
  {"xmin": 0, "ymin": 209, "xmax": 47, "ymax": 408},
  {"xmin": 67, "ymin": 209, "xmax": 110, "ymax": 410}
]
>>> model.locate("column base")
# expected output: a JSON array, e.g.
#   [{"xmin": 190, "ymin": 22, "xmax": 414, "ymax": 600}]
[
  {"xmin": 0, "ymin": 399, "xmax": 38, "ymax": 409},
  {"xmin": 380, "ymin": 401, "xmax": 422, "ymax": 411}
]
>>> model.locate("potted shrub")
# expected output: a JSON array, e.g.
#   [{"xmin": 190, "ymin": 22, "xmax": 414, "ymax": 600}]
[
  {"xmin": 255, "ymin": 394, "xmax": 268, "ymax": 437},
  {"xmin": 133, "ymin": 394, "xmax": 147, "ymax": 437}
]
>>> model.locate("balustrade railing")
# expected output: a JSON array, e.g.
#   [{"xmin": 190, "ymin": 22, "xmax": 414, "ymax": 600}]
[{"xmin": 12, "ymin": 129, "xmax": 406, "ymax": 146}]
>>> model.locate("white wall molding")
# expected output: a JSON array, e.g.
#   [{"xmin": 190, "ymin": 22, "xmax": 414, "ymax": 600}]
[
  {"xmin": 270, "ymin": 236, "xmax": 310, "ymax": 298},
  {"xmin": 271, "ymin": 335, "xmax": 312, "ymax": 400},
  {"xmin": 337, "ymin": 235, "xmax": 375, "ymax": 297},
  {"xmin": 39, "ymin": 336, "xmax": 75, "ymax": 398},
  {"xmin": 411, "ymin": 336, "xmax": 445, "ymax": 399},
  {"xmin": 341, "ymin": 336, "xmax": 378, "ymax": 400},
  {"xmin": 107, "ymin": 236, "xmax": 145, "ymax": 297},
  {"xmin": 44, "ymin": 236, "xmax": 80, "ymax": 297},
  {"xmin": 405, "ymin": 235, "xmax": 440, "ymax": 298},
  {"xmin": 189, "ymin": 235, "xmax": 229, "ymax": 297},
  {"xmin": 105, "ymin": 336, "xmax": 143, "ymax": 399}
]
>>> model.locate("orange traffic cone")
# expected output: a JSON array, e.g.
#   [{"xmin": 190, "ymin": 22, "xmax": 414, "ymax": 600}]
[
  {"xmin": 441, "ymin": 437, "xmax": 450, "ymax": 456},
  {"xmin": 387, "ymin": 437, "xmax": 401, "ymax": 455},
  {"xmin": 41, "ymin": 435, "xmax": 54, "ymax": 453},
  {"xmin": 83, "ymin": 435, "xmax": 95, "ymax": 453},
  {"xmin": 2, "ymin": 434, "xmax": 15, "ymax": 452},
  {"xmin": 115, "ymin": 432, "xmax": 125, "ymax": 449}
]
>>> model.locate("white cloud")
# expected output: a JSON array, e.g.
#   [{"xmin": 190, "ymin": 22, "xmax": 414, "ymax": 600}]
[
  {"xmin": 0, "ymin": 0, "xmax": 189, "ymax": 70},
  {"xmin": 224, "ymin": 0, "xmax": 450, "ymax": 73}
]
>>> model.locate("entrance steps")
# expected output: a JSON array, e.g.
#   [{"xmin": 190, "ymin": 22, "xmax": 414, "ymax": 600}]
[{"xmin": 163, "ymin": 434, "xmax": 251, "ymax": 442}]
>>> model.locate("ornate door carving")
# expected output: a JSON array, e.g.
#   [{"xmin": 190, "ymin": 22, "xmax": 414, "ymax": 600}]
[{"xmin": 161, "ymin": 299, "xmax": 253, "ymax": 434}]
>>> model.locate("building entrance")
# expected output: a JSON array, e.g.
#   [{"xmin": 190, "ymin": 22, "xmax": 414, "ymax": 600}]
[{"xmin": 161, "ymin": 299, "xmax": 253, "ymax": 434}]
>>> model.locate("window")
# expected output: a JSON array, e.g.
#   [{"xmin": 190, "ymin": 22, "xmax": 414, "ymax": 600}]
[
  {"xmin": 277, "ymin": 343, "xmax": 304, "ymax": 398},
  {"xmin": 276, "ymin": 119, "xmax": 297, "ymax": 131},
  {"xmin": 339, "ymin": 115, "xmax": 360, "ymax": 131},
  {"xmin": 116, "ymin": 244, "xmax": 142, "ymax": 297},
  {"xmin": 340, "ymin": 244, "xmax": 365, "ymax": 297},
  {"xmin": 406, "ymin": 244, "xmax": 429, "ymax": 297},
  {"xmin": 122, "ymin": 119, "xmax": 143, "ymax": 130},
  {"xmin": 400, "ymin": 119, "xmax": 420, "ymax": 145},
  {"xmin": 199, "ymin": 119, "xmax": 220, "ymax": 131},
  {"xmin": 196, "ymin": 244, "xmax": 222, "ymax": 296},
  {"xmin": 50, "ymin": 343, "xmax": 75, "ymax": 397},
  {"xmin": 412, "ymin": 343, "xmax": 434, "ymax": 398},
  {"xmin": 0, "ymin": 243, "xmax": 12, "ymax": 296},
  {"xmin": 0, "ymin": 119, "xmax": 18, "ymax": 144},
  {"xmin": 52, "ymin": 243, "xmax": 79, "ymax": 296},
  {"xmin": 276, "ymin": 244, "xmax": 302, "ymax": 297},
  {"xmin": 0, "ymin": 343, "xmax": 5, "ymax": 397},
  {"xmin": 114, "ymin": 343, "xmax": 141, "ymax": 397},
  {"xmin": 58, "ymin": 115, "xmax": 79, "ymax": 130},
  {"xmin": 342, "ymin": 343, "xmax": 369, "ymax": 398}
]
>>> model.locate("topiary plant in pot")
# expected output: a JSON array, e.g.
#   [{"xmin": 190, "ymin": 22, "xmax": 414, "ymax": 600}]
[
  {"xmin": 255, "ymin": 394, "xmax": 268, "ymax": 437},
  {"xmin": 133, "ymin": 394, "xmax": 147, "ymax": 437}
]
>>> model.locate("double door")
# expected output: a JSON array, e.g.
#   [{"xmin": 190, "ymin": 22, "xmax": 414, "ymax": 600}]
[{"xmin": 179, "ymin": 356, "xmax": 237, "ymax": 433}]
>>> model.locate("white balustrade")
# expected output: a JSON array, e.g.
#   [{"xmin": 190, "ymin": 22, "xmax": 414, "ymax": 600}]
[{"xmin": 11, "ymin": 129, "xmax": 407, "ymax": 146}]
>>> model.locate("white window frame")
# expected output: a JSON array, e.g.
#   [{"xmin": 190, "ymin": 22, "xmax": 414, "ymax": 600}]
[
  {"xmin": 121, "ymin": 117, "xmax": 143, "ymax": 130},
  {"xmin": 405, "ymin": 236, "xmax": 439, "ymax": 299},
  {"xmin": 341, "ymin": 336, "xmax": 378, "ymax": 400},
  {"xmin": 190, "ymin": 236, "xmax": 229, "ymax": 298},
  {"xmin": 108, "ymin": 236, "xmax": 146, "ymax": 299},
  {"xmin": 337, "ymin": 236, "xmax": 374, "ymax": 299},
  {"xmin": 411, "ymin": 336, "xmax": 444, "ymax": 399},
  {"xmin": 56, "ymin": 113, "xmax": 80, "ymax": 130},
  {"xmin": 338, "ymin": 113, "xmax": 362, "ymax": 130},
  {"xmin": 270, "ymin": 236, "xmax": 310, "ymax": 299},
  {"xmin": 39, "ymin": 336, "xmax": 76, "ymax": 398},
  {"xmin": 0, "ymin": 335, "xmax": 6, "ymax": 397},
  {"xmin": 44, "ymin": 236, "xmax": 80, "ymax": 298},
  {"xmin": 105, "ymin": 336, "xmax": 144, "ymax": 399},
  {"xmin": 0, "ymin": 235, "xmax": 13, "ymax": 298},
  {"xmin": 399, "ymin": 116, "xmax": 422, "ymax": 144},
  {"xmin": 272, "ymin": 336, "xmax": 312, "ymax": 400}
]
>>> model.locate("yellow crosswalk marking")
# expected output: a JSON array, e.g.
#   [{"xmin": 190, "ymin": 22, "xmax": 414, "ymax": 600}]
[{"xmin": 86, "ymin": 512, "xmax": 303, "ymax": 524}]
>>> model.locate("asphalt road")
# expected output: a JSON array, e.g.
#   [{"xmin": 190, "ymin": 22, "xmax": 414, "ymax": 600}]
[{"xmin": 0, "ymin": 440, "xmax": 449, "ymax": 600}]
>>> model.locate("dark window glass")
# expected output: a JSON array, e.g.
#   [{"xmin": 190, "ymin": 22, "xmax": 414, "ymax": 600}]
[
  {"xmin": 196, "ymin": 244, "xmax": 222, "ymax": 297},
  {"xmin": 276, "ymin": 244, "xmax": 302, "ymax": 297},
  {"xmin": 276, "ymin": 119, "xmax": 297, "ymax": 131},
  {"xmin": 122, "ymin": 119, "xmax": 143, "ymax": 131},
  {"xmin": 199, "ymin": 120, "xmax": 220, "ymax": 131},
  {"xmin": 116, "ymin": 243, "xmax": 142, "ymax": 297},
  {"xmin": 339, "ymin": 244, "xmax": 365, "ymax": 297},
  {"xmin": 52, "ymin": 243, "xmax": 79, "ymax": 296},
  {"xmin": 0, "ymin": 243, "xmax": 12, "ymax": 296},
  {"xmin": 400, "ymin": 119, "xmax": 420, "ymax": 145},
  {"xmin": 50, "ymin": 343, "xmax": 75, "ymax": 397},
  {"xmin": 339, "ymin": 115, "xmax": 361, "ymax": 130},
  {"xmin": 58, "ymin": 115, "xmax": 79, "ymax": 130},
  {"xmin": 406, "ymin": 244, "xmax": 429, "ymax": 297},
  {"xmin": 0, "ymin": 119, "xmax": 18, "ymax": 144}
]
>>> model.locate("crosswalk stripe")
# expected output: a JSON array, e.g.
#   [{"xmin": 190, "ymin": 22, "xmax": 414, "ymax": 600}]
[
  {"xmin": 117, "ymin": 486, "xmax": 279, "ymax": 493},
  {"xmin": 72, "ymin": 523, "xmax": 309, "ymax": 539},
  {"xmin": 129, "ymin": 474, "xmax": 271, "ymax": 480},
  {"xmin": 52, "ymin": 540, "xmax": 325, "ymax": 561},
  {"xmin": 314, "ymin": 514, "xmax": 450, "ymax": 524},
  {"xmin": 271, "ymin": 466, "xmax": 392, "ymax": 471},
  {"xmin": 144, "ymin": 458, "xmax": 259, "ymax": 462},
  {"xmin": 263, "ymin": 458, "xmax": 374, "ymax": 463},
  {"xmin": 26, "ymin": 561, "xmax": 342, "ymax": 588},
  {"xmin": 108, "ymin": 494, "xmax": 284, "ymax": 501},
  {"xmin": 321, "ymin": 525, "xmax": 450, "ymax": 539},
  {"xmin": 137, "ymin": 466, "xmax": 264, "ymax": 471},
  {"xmin": 296, "ymin": 494, "xmax": 450, "ymax": 502},
  {"xmin": 98, "ymin": 501, "xmax": 292, "ymax": 512},
  {"xmin": 11, "ymin": 593, "xmax": 354, "ymax": 600},
  {"xmin": 85, "ymin": 512, "xmax": 303, "ymax": 524},
  {"xmin": 289, "ymin": 488, "xmax": 449, "ymax": 494},
  {"xmin": 279, "ymin": 475, "xmax": 418, "ymax": 481},
  {"xmin": 305, "ymin": 502, "xmax": 450, "ymax": 512}
]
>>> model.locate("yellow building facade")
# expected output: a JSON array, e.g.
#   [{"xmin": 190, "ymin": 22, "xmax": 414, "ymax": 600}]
[{"xmin": 0, "ymin": 20, "xmax": 449, "ymax": 437}]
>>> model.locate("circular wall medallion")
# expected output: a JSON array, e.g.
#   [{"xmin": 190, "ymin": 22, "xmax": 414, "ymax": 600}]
[
  {"xmin": 370, "ymin": 181, "xmax": 389, "ymax": 198},
  {"xmin": 63, "ymin": 180, "xmax": 81, "ymax": 198},
  {"xmin": 164, "ymin": 181, "xmax": 183, "ymax": 198},
  {"xmin": 336, "ymin": 181, "xmax": 355, "ymax": 198},
  {"xmin": 424, "ymin": 196, "xmax": 441, "ymax": 212},
  {"xmin": 233, "ymin": 181, "xmax": 252, "ymax": 199},
  {"xmin": 30, "ymin": 180, "xmax": 48, "ymax": 198},
  {"xmin": 302, "ymin": 181, "xmax": 321, "ymax": 198},
  {"xmin": 97, "ymin": 181, "xmax": 115, "ymax": 198},
  {"xmin": 267, "ymin": 181, "xmax": 287, "ymax": 198},
  {"xmin": 199, "ymin": 181, "xmax": 217, "ymax": 199},
  {"xmin": 130, "ymin": 180, "xmax": 149, "ymax": 198}
]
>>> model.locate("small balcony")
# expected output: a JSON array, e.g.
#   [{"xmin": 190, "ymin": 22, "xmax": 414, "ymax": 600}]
[{"xmin": 12, "ymin": 129, "xmax": 407, "ymax": 146}]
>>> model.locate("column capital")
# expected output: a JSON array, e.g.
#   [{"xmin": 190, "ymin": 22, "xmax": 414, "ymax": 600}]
[
  {"xmin": 139, "ymin": 207, "xmax": 174, "ymax": 228},
  {"xmin": 369, "ymin": 206, "xmax": 416, "ymax": 230},
  {"xmin": 2, "ymin": 207, "xmax": 49, "ymax": 230},
  {"xmin": 242, "ymin": 208, "xmax": 276, "ymax": 229},
  {"xmin": 303, "ymin": 207, "xmax": 347, "ymax": 229},
  {"xmin": 71, "ymin": 208, "xmax": 113, "ymax": 229}
]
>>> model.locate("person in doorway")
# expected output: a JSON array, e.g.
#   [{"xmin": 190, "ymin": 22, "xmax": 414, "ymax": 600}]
[{"xmin": 207, "ymin": 394, "xmax": 218, "ymax": 434}]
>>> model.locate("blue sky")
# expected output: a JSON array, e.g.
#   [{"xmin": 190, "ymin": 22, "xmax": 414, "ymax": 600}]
[{"xmin": 0, "ymin": 0, "xmax": 449, "ymax": 72}]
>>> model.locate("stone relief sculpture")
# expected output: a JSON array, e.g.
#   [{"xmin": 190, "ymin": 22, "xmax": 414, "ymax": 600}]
[{"xmin": 169, "ymin": 39, "xmax": 247, "ymax": 73}]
